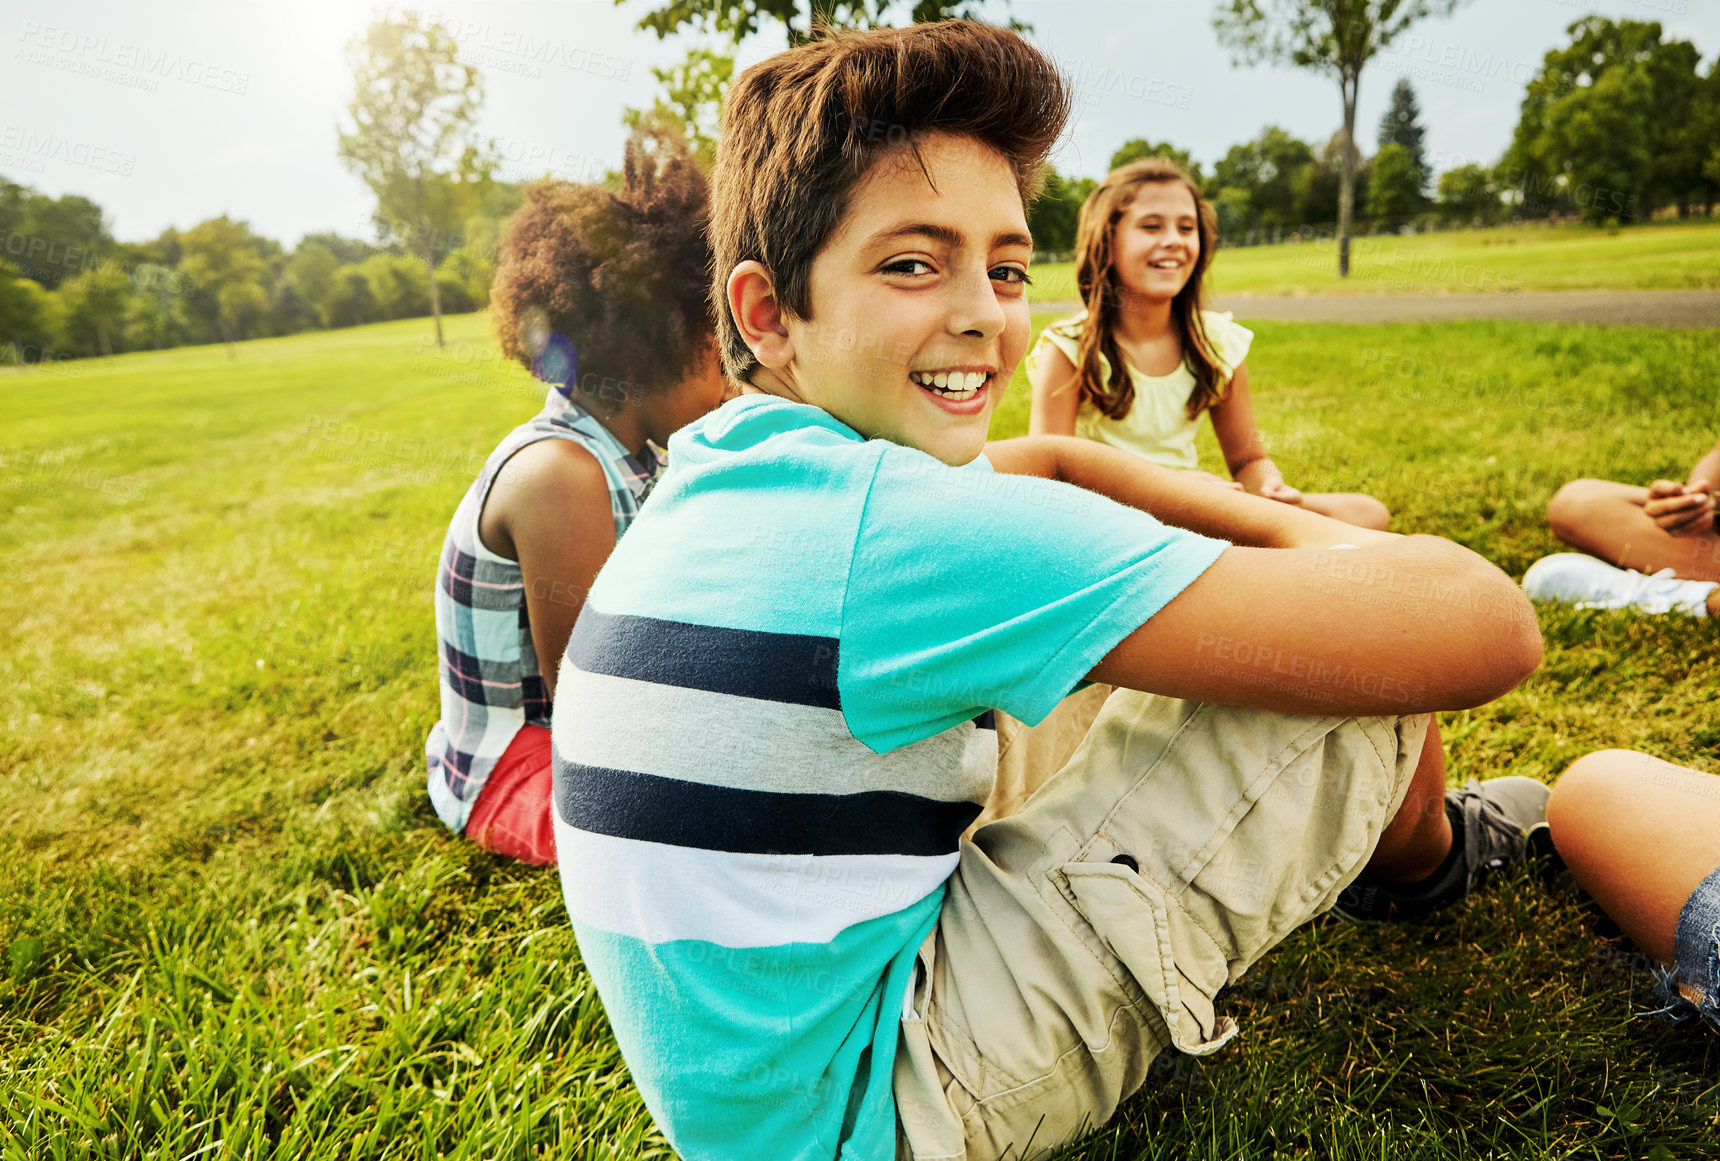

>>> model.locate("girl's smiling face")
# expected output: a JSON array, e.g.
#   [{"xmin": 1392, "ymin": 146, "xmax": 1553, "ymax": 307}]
[
  {"xmin": 1111, "ymin": 180, "xmax": 1201, "ymax": 304},
  {"xmin": 739, "ymin": 131, "xmax": 1034, "ymax": 467}
]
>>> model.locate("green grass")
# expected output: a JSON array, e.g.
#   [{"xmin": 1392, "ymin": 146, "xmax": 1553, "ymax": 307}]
[
  {"xmin": 1027, "ymin": 219, "xmax": 1720, "ymax": 304},
  {"xmin": 4, "ymin": 312, "xmax": 1720, "ymax": 1159}
]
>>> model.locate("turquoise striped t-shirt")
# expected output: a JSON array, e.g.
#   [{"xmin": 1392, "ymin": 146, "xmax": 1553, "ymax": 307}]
[{"xmin": 551, "ymin": 395, "xmax": 1227, "ymax": 1160}]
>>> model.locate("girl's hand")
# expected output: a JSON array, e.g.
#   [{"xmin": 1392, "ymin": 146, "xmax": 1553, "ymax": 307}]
[
  {"xmin": 1644, "ymin": 478, "xmax": 1716, "ymax": 536},
  {"xmin": 1258, "ymin": 478, "xmax": 1304, "ymax": 507}
]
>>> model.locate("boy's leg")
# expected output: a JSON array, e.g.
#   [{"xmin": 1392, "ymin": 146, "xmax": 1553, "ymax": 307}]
[
  {"xmin": 895, "ymin": 690, "xmax": 1428, "ymax": 1161},
  {"xmin": 1360, "ymin": 715, "xmax": 1452, "ymax": 881},
  {"xmin": 1548, "ymin": 478, "xmax": 1720, "ymax": 585},
  {"xmin": 973, "ymin": 684, "xmax": 1112, "ymax": 835},
  {"xmin": 1300, "ymin": 491, "xmax": 1392, "ymax": 532}
]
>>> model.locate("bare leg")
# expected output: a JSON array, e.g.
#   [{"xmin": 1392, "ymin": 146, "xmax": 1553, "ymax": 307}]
[
  {"xmin": 1364, "ymin": 715, "xmax": 1453, "ymax": 882},
  {"xmin": 1547, "ymin": 749, "xmax": 1720, "ymax": 964},
  {"xmin": 1301, "ymin": 491, "xmax": 1391, "ymax": 532},
  {"xmin": 1548, "ymin": 478, "xmax": 1720, "ymax": 585}
]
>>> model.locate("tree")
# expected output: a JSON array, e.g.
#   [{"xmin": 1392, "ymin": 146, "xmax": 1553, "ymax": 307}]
[
  {"xmin": 1435, "ymin": 163, "xmax": 1501, "ymax": 225},
  {"xmin": 58, "ymin": 265, "xmax": 132, "ymax": 357},
  {"xmin": 1109, "ymin": 139, "xmax": 1203, "ymax": 186},
  {"xmin": 12, "ymin": 191, "xmax": 112, "ymax": 290},
  {"xmin": 178, "ymin": 215, "xmax": 272, "ymax": 352},
  {"xmin": 621, "ymin": 0, "xmax": 1026, "ymax": 48},
  {"xmin": 1377, "ymin": 77, "xmax": 1428, "ymax": 197},
  {"xmin": 0, "ymin": 259, "xmax": 59, "ymax": 363},
  {"xmin": 1505, "ymin": 18, "xmax": 1708, "ymax": 223},
  {"xmin": 1214, "ymin": 0, "xmax": 1469, "ymax": 275},
  {"xmin": 1026, "ymin": 166, "xmax": 1095, "ymax": 254},
  {"xmin": 1210, "ymin": 126, "xmax": 1316, "ymax": 234},
  {"xmin": 624, "ymin": 47, "xmax": 735, "ymax": 169},
  {"xmin": 1366, "ymin": 142, "xmax": 1421, "ymax": 221},
  {"xmin": 284, "ymin": 242, "xmax": 340, "ymax": 327},
  {"xmin": 338, "ymin": 10, "xmax": 494, "ymax": 348}
]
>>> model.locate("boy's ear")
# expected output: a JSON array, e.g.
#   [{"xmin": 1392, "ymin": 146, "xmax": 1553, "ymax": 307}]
[{"xmin": 727, "ymin": 261, "xmax": 794, "ymax": 370}]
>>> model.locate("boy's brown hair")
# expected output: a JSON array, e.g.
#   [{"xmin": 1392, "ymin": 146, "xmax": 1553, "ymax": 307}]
[
  {"xmin": 709, "ymin": 20, "xmax": 1070, "ymax": 384},
  {"xmin": 1072, "ymin": 157, "xmax": 1224, "ymax": 422},
  {"xmin": 491, "ymin": 119, "xmax": 713, "ymax": 409}
]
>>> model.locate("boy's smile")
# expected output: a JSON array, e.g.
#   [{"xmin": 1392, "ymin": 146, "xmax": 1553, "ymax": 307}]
[{"xmin": 730, "ymin": 132, "xmax": 1034, "ymax": 466}]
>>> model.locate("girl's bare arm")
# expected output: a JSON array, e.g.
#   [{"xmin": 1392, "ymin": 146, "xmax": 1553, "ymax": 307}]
[{"xmin": 1027, "ymin": 340, "xmax": 1080, "ymax": 436}]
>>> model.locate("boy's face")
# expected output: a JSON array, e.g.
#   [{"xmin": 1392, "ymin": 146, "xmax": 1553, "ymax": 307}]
[{"xmin": 779, "ymin": 132, "xmax": 1033, "ymax": 466}]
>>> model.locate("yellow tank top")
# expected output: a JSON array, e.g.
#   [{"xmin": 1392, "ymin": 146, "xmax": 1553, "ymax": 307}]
[{"xmin": 1029, "ymin": 309, "xmax": 1254, "ymax": 470}]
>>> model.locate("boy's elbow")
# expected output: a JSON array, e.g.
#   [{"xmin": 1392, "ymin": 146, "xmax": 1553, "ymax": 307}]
[{"xmin": 1445, "ymin": 571, "xmax": 1543, "ymax": 707}]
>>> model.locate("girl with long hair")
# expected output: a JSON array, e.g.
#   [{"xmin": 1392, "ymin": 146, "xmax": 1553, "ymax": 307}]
[{"xmin": 1028, "ymin": 156, "xmax": 1388, "ymax": 529}]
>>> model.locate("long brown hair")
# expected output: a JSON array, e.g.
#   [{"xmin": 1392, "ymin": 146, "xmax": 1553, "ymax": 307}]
[{"xmin": 1071, "ymin": 157, "xmax": 1223, "ymax": 421}]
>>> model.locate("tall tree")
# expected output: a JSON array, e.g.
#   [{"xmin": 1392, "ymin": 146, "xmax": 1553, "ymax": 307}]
[
  {"xmin": 621, "ymin": 0, "xmax": 1025, "ymax": 48},
  {"xmin": 1377, "ymin": 77, "xmax": 1427, "ymax": 197},
  {"xmin": 1213, "ymin": 0, "xmax": 1468, "ymax": 276},
  {"xmin": 1366, "ymin": 142, "xmax": 1421, "ymax": 221},
  {"xmin": 1109, "ymin": 139, "xmax": 1203, "ymax": 186},
  {"xmin": 338, "ymin": 10, "xmax": 493, "ymax": 348}
]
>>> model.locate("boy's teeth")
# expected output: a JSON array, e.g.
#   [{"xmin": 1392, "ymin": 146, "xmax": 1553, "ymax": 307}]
[{"xmin": 913, "ymin": 370, "xmax": 987, "ymax": 393}]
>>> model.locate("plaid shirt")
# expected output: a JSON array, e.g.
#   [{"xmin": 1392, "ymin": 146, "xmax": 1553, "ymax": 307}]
[{"xmin": 426, "ymin": 389, "xmax": 662, "ymax": 834}]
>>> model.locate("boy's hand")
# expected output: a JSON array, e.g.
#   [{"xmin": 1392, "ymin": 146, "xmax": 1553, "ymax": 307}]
[
  {"xmin": 1644, "ymin": 478, "xmax": 1716, "ymax": 536},
  {"xmin": 1257, "ymin": 478, "xmax": 1304, "ymax": 507}
]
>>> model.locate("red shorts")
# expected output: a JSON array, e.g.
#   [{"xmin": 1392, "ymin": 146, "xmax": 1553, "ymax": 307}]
[{"xmin": 464, "ymin": 724, "xmax": 556, "ymax": 866}]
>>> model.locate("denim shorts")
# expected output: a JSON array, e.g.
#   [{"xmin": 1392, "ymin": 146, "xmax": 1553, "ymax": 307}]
[{"xmin": 1660, "ymin": 864, "xmax": 1720, "ymax": 1031}]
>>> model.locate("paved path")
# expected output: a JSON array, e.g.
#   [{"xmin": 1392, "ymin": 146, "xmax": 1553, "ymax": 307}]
[{"xmin": 1034, "ymin": 289, "xmax": 1720, "ymax": 329}]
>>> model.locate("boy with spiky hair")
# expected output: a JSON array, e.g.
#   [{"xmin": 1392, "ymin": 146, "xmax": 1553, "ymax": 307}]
[{"xmin": 551, "ymin": 20, "xmax": 1544, "ymax": 1160}]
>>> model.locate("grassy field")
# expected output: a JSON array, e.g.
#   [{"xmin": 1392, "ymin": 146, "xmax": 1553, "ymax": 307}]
[
  {"xmin": 3, "ymin": 311, "xmax": 1719, "ymax": 1160},
  {"xmin": 1026, "ymin": 219, "xmax": 1720, "ymax": 304}
]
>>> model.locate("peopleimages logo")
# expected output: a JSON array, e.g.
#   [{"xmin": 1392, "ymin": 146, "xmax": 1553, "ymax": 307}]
[
  {"xmin": 15, "ymin": 22, "xmax": 251, "ymax": 94},
  {"xmin": 0, "ymin": 125, "xmax": 135, "ymax": 175}
]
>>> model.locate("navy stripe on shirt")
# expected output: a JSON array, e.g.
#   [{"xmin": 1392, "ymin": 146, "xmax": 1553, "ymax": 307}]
[
  {"xmin": 568, "ymin": 607, "xmax": 842, "ymax": 710},
  {"xmin": 554, "ymin": 758, "xmax": 981, "ymax": 857}
]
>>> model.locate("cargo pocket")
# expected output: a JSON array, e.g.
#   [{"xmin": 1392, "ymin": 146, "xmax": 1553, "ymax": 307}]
[{"xmin": 1056, "ymin": 861, "xmax": 1238, "ymax": 1057}]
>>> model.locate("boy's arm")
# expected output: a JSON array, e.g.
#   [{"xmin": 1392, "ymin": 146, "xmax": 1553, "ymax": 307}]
[
  {"xmin": 1088, "ymin": 536, "xmax": 1542, "ymax": 715},
  {"xmin": 477, "ymin": 439, "xmax": 618, "ymax": 701},
  {"xmin": 984, "ymin": 434, "xmax": 1391, "ymax": 551}
]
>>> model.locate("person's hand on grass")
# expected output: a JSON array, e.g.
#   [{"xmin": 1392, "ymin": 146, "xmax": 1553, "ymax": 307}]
[
  {"xmin": 1257, "ymin": 478, "xmax": 1305, "ymax": 507},
  {"xmin": 1643, "ymin": 478, "xmax": 1716, "ymax": 537}
]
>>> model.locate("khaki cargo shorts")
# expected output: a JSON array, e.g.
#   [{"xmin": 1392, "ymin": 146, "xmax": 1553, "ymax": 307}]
[{"xmin": 895, "ymin": 686, "xmax": 1430, "ymax": 1161}]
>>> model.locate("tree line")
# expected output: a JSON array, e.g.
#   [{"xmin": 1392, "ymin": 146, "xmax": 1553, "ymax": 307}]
[
  {"xmin": 0, "ymin": 179, "xmax": 520, "ymax": 366},
  {"xmin": 3, "ymin": 11, "xmax": 1717, "ymax": 366},
  {"xmin": 1029, "ymin": 16, "xmax": 1720, "ymax": 255}
]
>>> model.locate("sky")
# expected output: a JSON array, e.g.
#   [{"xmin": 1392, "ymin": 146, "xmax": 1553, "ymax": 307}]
[{"xmin": 2, "ymin": 0, "xmax": 1716, "ymax": 250}]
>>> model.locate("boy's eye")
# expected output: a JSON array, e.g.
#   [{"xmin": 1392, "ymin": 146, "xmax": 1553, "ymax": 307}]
[
  {"xmin": 882, "ymin": 258, "xmax": 934, "ymax": 276},
  {"xmin": 991, "ymin": 265, "xmax": 1031, "ymax": 286}
]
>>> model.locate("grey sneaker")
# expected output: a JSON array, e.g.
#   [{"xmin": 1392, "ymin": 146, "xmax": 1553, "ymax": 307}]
[{"xmin": 1333, "ymin": 776, "xmax": 1552, "ymax": 921}]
